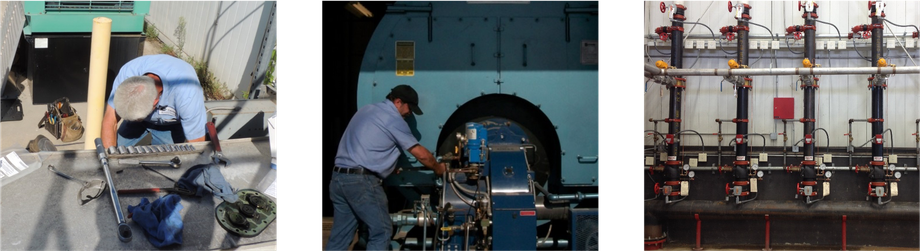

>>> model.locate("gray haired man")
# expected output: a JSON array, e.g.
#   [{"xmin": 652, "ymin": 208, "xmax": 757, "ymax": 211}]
[{"xmin": 101, "ymin": 55, "xmax": 207, "ymax": 148}]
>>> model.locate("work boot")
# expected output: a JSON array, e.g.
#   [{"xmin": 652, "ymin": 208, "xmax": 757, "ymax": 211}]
[{"xmin": 27, "ymin": 135, "xmax": 57, "ymax": 152}]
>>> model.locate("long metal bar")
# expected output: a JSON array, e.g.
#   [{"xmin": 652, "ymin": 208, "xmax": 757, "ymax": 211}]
[
  {"xmin": 94, "ymin": 138, "xmax": 132, "ymax": 242},
  {"xmin": 646, "ymin": 33, "xmax": 912, "ymax": 40},
  {"xmin": 647, "ymin": 65, "xmax": 920, "ymax": 76}
]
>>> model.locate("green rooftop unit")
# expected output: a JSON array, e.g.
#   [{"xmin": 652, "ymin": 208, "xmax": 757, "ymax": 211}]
[
  {"xmin": 24, "ymin": 1, "xmax": 149, "ymax": 34},
  {"xmin": 23, "ymin": 1, "xmax": 150, "ymax": 104}
]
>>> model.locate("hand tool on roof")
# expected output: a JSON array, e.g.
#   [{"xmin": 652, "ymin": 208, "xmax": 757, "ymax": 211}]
[
  {"xmin": 47, "ymin": 164, "xmax": 105, "ymax": 205},
  {"xmin": 206, "ymin": 122, "xmax": 231, "ymax": 166},
  {"xmin": 118, "ymin": 156, "xmax": 181, "ymax": 169},
  {"xmin": 117, "ymin": 187, "xmax": 195, "ymax": 196},
  {"xmin": 95, "ymin": 138, "xmax": 133, "ymax": 242}
]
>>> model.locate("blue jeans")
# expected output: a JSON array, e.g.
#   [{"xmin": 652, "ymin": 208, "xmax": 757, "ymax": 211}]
[
  {"xmin": 326, "ymin": 172, "xmax": 392, "ymax": 251},
  {"xmin": 117, "ymin": 120, "xmax": 187, "ymax": 146}
]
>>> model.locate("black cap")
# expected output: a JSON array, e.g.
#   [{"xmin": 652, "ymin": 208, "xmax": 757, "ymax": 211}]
[{"xmin": 389, "ymin": 85, "xmax": 423, "ymax": 115}]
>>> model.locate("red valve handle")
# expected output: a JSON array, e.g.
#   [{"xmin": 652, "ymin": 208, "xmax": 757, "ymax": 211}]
[
  {"xmin": 654, "ymin": 183, "xmax": 661, "ymax": 195},
  {"xmin": 796, "ymin": 182, "xmax": 801, "ymax": 195},
  {"xmin": 725, "ymin": 183, "xmax": 731, "ymax": 195},
  {"xmin": 660, "ymin": 2, "xmax": 667, "ymax": 13},
  {"xmin": 798, "ymin": 1, "xmax": 802, "ymax": 11},
  {"xmin": 728, "ymin": 1, "xmax": 733, "ymax": 12},
  {"xmin": 868, "ymin": 1, "xmax": 873, "ymax": 10},
  {"xmin": 660, "ymin": 33, "xmax": 669, "ymax": 41},
  {"xmin": 794, "ymin": 32, "xmax": 802, "ymax": 40}
]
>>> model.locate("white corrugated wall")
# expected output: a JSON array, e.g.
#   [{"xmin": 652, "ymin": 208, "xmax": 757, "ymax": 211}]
[
  {"xmin": 146, "ymin": 1, "xmax": 277, "ymax": 99},
  {"xmin": 1, "ymin": 1, "xmax": 25, "ymax": 95},
  {"xmin": 644, "ymin": 1, "xmax": 920, "ymax": 149}
]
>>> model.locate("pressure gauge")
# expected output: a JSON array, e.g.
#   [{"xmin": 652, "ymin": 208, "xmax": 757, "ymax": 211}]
[
  {"xmin": 752, "ymin": 164, "xmax": 758, "ymax": 171},
  {"xmin": 819, "ymin": 164, "xmax": 826, "ymax": 171},
  {"xmin": 683, "ymin": 164, "xmax": 691, "ymax": 171},
  {"xmin": 889, "ymin": 164, "xmax": 896, "ymax": 171},
  {"xmin": 895, "ymin": 172, "xmax": 902, "ymax": 179},
  {"xmin": 825, "ymin": 171, "xmax": 832, "ymax": 178},
  {"xmin": 688, "ymin": 171, "xmax": 696, "ymax": 178},
  {"xmin": 756, "ymin": 171, "xmax": 764, "ymax": 178}
]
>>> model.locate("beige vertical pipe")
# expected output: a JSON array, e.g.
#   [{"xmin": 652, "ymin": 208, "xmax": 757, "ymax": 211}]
[{"xmin": 84, "ymin": 17, "xmax": 112, "ymax": 149}]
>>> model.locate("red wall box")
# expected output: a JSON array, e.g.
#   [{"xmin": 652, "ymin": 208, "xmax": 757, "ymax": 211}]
[{"xmin": 773, "ymin": 97, "xmax": 794, "ymax": 119}]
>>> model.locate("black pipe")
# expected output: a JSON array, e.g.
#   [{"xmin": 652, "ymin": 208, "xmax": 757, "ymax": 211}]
[
  {"xmin": 803, "ymin": 9, "xmax": 818, "ymax": 183},
  {"xmin": 734, "ymin": 7, "xmax": 750, "ymax": 184},
  {"xmin": 646, "ymin": 200, "xmax": 919, "ymax": 220},
  {"xmin": 665, "ymin": 4, "xmax": 686, "ymax": 201},
  {"xmin": 870, "ymin": 7, "xmax": 885, "ymax": 182}
]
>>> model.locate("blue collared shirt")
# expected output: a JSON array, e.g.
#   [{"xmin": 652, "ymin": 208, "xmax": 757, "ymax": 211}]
[
  {"xmin": 107, "ymin": 54, "xmax": 207, "ymax": 141},
  {"xmin": 335, "ymin": 100, "xmax": 419, "ymax": 178}
]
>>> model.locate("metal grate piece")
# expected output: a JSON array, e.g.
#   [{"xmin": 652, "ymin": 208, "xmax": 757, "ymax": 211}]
[
  {"xmin": 575, "ymin": 215, "xmax": 599, "ymax": 251},
  {"xmin": 44, "ymin": 1, "xmax": 135, "ymax": 12}
]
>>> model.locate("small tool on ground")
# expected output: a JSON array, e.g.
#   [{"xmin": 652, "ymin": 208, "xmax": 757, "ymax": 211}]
[
  {"xmin": 47, "ymin": 164, "xmax": 105, "ymax": 205},
  {"xmin": 118, "ymin": 156, "xmax": 181, "ymax": 169}
]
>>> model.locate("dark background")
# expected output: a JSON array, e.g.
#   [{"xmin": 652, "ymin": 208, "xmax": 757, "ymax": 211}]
[{"xmin": 322, "ymin": 1, "xmax": 394, "ymax": 217}]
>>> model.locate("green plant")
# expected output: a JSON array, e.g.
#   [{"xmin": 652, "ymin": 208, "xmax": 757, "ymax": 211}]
[
  {"xmin": 145, "ymin": 22, "xmax": 159, "ymax": 40},
  {"xmin": 263, "ymin": 49, "xmax": 276, "ymax": 88},
  {"xmin": 189, "ymin": 59, "xmax": 231, "ymax": 100},
  {"xmin": 160, "ymin": 44, "xmax": 177, "ymax": 57}
]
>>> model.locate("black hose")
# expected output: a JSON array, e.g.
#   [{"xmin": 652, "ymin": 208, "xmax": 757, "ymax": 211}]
[
  {"xmin": 813, "ymin": 19, "xmax": 842, "ymax": 41},
  {"xmin": 677, "ymin": 130, "xmax": 706, "ymax": 152},
  {"xmin": 652, "ymin": 40, "xmax": 671, "ymax": 55},
  {"xmin": 853, "ymin": 40, "xmax": 872, "ymax": 62},
  {"xmin": 883, "ymin": 20, "xmax": 920, "ymax": 35},
  {"xmin": 784, "ymin": 35, "xmax": 805, "ymax": 55},
  {"xmin": 811, "ymin": 128, "xmax": 831, "ymax": 151},
  {"xmin": 745, "ymin": 21, "xmax": 776, "ymax": 41}
]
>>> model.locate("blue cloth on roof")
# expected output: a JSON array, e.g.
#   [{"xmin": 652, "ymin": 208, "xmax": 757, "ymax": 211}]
[
  {"xmin": 128, "ymin": 194, "xmax": 184, "ymax": 248},
  {"xmin": 176, "ymin": 164, "xmax": 239, "ymax": 203}
]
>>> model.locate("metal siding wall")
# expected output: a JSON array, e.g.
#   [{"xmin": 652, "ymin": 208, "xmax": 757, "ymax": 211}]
[
  {"xmin": 1, "ymin": 1, "xmax": 24, "ymax": 93},
  {"xmin": 646, "ymin": 1, "xmax": 920, "ymax": 148},
  {"xmin": 146, "ymin": 1, "xmax": 273, "ymax": 99}
]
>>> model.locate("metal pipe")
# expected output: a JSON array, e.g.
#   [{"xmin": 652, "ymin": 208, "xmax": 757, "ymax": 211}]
[
  {"xmin": 869, "ymin": 7, "xmax": 886, "ymax": 184},
  {"xmin": 694, "ymin": 214, "xmax": 702, "ymax": 251},
  {"xmin": 842, "ymin": 215, "xmax": 847, "ymax": 250},
  {"xmin": 647, "ymin": 33, "xmax": 912, "ymax": 40},
  {"xmin": 646, "ymin": 65, "xmax": 920, "ymax": 76},
  {"xmin": 647, "ymin": 200, "xmax": 919, "ymax": 220},
  {"xmin": 85, "ymin": 17, "xmax": 112, "ymax": 149},
  {"xmin": 732, "ymin": 6, "xmax": 752, "ymax": 198},
  {"xmin": 645, "ymin": 63, "xmax": 661, "ymax": 74},
  {"xmin": 536, "ymin": 239, "xmax": 569, "ymax": 249},
  {"xmin": 645, "ymin": 165, "xmax": 918, "ymax": 172},
  {"xmin": 764, "ymin": 214, "xmax": 771, "ymax": 251},
  {"xmin": 665, "ymin": 3, "xmax": 686, "ymax": 203},
  {"xmin": 464, "ymin": 222, "xmax": 470, "ymax": 251},
  {"xmin": 801, "ymin": 6, "xmax": 819, "ymax": 196}
]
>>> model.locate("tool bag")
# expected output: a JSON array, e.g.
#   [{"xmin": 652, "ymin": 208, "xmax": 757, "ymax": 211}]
[{"xmin": 37, "ymin": 97, "xmax": 84, "ymax": 142}]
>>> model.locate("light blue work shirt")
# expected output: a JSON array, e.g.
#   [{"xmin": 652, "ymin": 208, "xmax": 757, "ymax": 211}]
[
  {"xmin": 107, "ymin": 55, "xmax": 207, "ymax": 141},
  {"xmin": 335, "ymin": 100, "xmax": 420, "ymax": 178}
]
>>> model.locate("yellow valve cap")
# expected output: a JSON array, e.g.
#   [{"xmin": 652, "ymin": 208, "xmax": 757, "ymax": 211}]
[
  {"xmin": 454, "ymin": 146, "xmax": 459, "ymax": 154},
  {"xmin": 802, "ymin": 58, "xmax": 812, "ymax": 68},
  {"xmin": 878, "ymin": 58, "xmax": 887, "ymax": 67},
  {"xmin": 655, "ymin": 60, "xmax": 668, "ymax": 69},
  {"xmin": 441, "ymin": 226, "xmax": 452, "ymax": 231},
  {"xmin": 727, "ymin": 59, "xmax": 740, "ymax": 69}
]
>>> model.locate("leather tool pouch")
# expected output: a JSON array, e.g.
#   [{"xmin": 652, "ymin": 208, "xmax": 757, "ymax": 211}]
[{"xmin": 37, "ymin": 97, "xmax": 84, "ymax": 142}]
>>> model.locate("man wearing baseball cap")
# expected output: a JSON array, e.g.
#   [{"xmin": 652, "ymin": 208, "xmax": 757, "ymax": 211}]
[{"xmin": 326, "ymin": 84, "xmax": 445, "ymax": 250}]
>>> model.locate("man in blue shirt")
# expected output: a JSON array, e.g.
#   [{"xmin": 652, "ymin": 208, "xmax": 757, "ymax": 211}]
[
  {"xmin": 101, "ymin": 54, "xmax": 207, "ymax": 148},
  {"xmin": 327, "ymin": 85, "xmax": 446, "ymax": 251}
]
